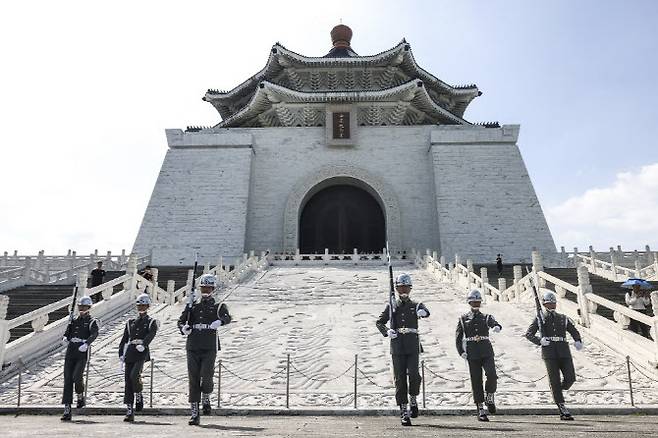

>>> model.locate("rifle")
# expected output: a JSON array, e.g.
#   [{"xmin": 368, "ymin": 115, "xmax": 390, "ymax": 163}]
[
  {"xmin": 386, "ymin": 242, "xmax": 396, "ymax": 331},
  {"xmin": 186, "ymin": 253, "xmax": 199, "ymax": 325},
  {"xmin": 525, "ymin": 266, "xmax": 545, "ymax": 337}
]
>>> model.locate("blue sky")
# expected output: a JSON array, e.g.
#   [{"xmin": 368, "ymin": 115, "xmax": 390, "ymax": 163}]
[{"xmin": 0, "ymin": 0, "xmax": 656, "ymax": 254}]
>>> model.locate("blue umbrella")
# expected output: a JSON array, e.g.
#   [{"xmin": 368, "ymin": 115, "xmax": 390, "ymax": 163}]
[{"xmin": 621, "ymin": 278, "xmax": 653, "ymax": 290}]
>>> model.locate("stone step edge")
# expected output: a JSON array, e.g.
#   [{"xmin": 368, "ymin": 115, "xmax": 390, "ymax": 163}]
[{"xmin": 1, "ymin": 405, "xmax": 658, "ymax": 416}]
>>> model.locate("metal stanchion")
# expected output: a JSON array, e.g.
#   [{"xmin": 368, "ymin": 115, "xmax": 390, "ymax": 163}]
[
  {"xmin": 421, "ymin": 360, "xmax": 426, "ymax": 408},
  {"xmin": 286, "ymin": 353, "xmax": 290, "ymax": 409},
  {"xmin": 17, "ymin": 367, "xmax": 22, "ymax": 411},
  {"xmin": 84, "ymin": 346, "xmax": 91, "ymax": 400},
  {"xmin": 353, "ymin": 354, "xmax": 358, "ymax": 409},
  {"xmin": 626, "ymin": 356, "xmax": 634, "ymax": 406},
  {"xmin": 217, "ymin": 360, "xmax": 222, "ymax": 409},
  {"xmin": 150, "ymin": 359, "xmax": 154, "ymax": 408}
]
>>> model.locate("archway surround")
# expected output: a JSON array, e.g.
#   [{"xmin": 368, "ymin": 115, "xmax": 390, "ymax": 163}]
[{"xmin": 283, "ymin": 163, "xmax": 402, "ymax": 252}]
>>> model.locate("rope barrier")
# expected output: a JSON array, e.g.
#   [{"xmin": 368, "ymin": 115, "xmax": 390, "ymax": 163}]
[
  {"xmin": 289, "ymin": 362, "xmax": 354, "ymax": 383},
  {"xmin": 575, "ymin": 363, "xmax": 627, "ymax": 380},
  {"xmin": 423, "ymin": 365, "xmax": 470, "ymax": 383},
  {"xmin": 494, "ymin": 365, "xmax": 547, "ymax": 384},
  {"xmin": 356, "ymin": 367, "xmax": 390, "ymax": 388},
  {"xmin": 219, "ymin": 363, "xmax": 288, "ymax": 383},
  {"xmin": 630, "ymin": 361, "xmax": 658, "ymax": 383}
]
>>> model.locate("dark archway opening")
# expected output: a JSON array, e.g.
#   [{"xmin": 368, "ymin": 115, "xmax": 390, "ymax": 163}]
[{"xmin": 299, "ymin": 184, "xmax": 386, "ymax": 253}]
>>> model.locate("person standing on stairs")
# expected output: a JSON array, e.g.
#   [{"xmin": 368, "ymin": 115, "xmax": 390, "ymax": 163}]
[
  {"xmin": 495, "ymin": 254, "xmax": 503, "ymax": 277},
  {"xmin": 178, "ymin": 273, "xmax": 232, "ymax": 426},
  {"xmin": 456, "ymin": 289, "xmax": 502, "ymax": 422},
  {"xmin": 60, "ymin": 296, "xmax": 99, "ymax": 421},
  {"xmin": 90, "ymin": 261, "xmax": 106, "ymax": 303},
  {"xmin": 525, "ymin": 291, "xmax": 583, "ymax": 421},
  {"xmin": 375, "ymin": 273, "xmax": 430, "ymax": 427},
  {"xmin": 624, "ymin": 281, "xmax": 653, "ymax": 339},
  {"xmin": 118, "ymin": 293, "xmax": 159, "ymax": 422}
]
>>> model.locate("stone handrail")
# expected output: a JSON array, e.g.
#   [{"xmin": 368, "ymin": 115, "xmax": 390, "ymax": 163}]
[
  {"xmin": 561, "ymin": 246, "xmax": 656, "ymax": 269},
  {"xmin": 575, "ymin": 253, "xmax": 658, "ymax": 282},
  {"xmin": 268, "ymin": 249, "xmax": 410, "ymax": 266}
]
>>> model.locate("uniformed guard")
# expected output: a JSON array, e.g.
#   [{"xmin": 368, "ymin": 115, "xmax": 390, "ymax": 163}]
[
  {"xmin": 178, "ymin": 273, "xmax": 232, "ymax": 426},
  {"xmin": 455, "ymin": 289, "xmax": 502, "ymax": 422},
  {"xmin": 60, "ymin": 296, "xmax": 99, "ymax": 421},
  {"xmin": 375, "ymin": 273, "xmax": 430, "ymax": 426},
  {"xmin": 525, "ymin": 290, "xmax": 583, "ymax": 420},
  {"xmin": 118, "ymin": 293, "xmax": 159, "ymax": 422}
]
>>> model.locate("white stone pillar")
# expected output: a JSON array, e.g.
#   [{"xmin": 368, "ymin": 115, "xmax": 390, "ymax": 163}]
[
  {"xmin": 120, "ymin": 249, "xmax": 127, "ymax": 266},
  {"xmin": 513, "ymin": 265, "xmax": 523, "ymax": 302},
  {"xmin": 167, "ymin": 280, "xmax": 175, "ymax": 305},
  {"xmin": 77, "ymin": 270, "xmax": 88, "ymax": 299},
  {"xmin": 497, "ymin": 278, "xmax": 506, "ymax": 300},
  {"xmin": 531, "ymin": 251, "xmax": 544, "ymax": 273},
  {"xmin": 203, "ymin": 262, "xmax": 210, "ymax": 274},
  {"xmin": 576, "ymin": 266, "xmax": 592, "ymax": 327},
  {"xmin": 126, "ymin": 254, "xmax": 138, "ymax": 299},
  {"xmin": 610, "ymin": 250, "xmax": 619, "ymax": 281},
  {"xmin": 70, "ymin": 251, "xmax": 77, "ymax": 269},
  {"xmin": 650, "ymin": 292, "xmax": 658, "ymax": 358},
  {"xmin": 1, "ymin": 251, "xmax": 7, "ymax": 267},
  {"xmin": 480, "ymin": 268, "xmax": 489, "ymax": 295},
  {"xmin": 23, "ymin": 256, "xmax": 32, "ymax": 281}
]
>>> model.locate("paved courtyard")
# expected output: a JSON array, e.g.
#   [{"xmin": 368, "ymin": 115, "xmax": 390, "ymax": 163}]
[{"xmin": 0, "ymin": 415, "xmax": 657, "ymax": 437}]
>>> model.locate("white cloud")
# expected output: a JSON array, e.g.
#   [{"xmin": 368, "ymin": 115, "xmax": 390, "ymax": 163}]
[{"xmin": 547, "ymin": 163, "xmax": 658, "ymax": 250}]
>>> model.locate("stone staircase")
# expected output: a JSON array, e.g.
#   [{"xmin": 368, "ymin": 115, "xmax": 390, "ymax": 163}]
[
  {"xmin": 473, "ymin": 263, "xmax": 531, "ymax": 289},
  {"xmin": 153, "ymin": 266, "xmax": 194, "ymax": 291},
  {"xmin": 1, "ymin": 271, "xmax": 125, "ymax": 342},
  {"xmin": 544, "ymin": 268, "xmax": 635, "ymax": 321}
]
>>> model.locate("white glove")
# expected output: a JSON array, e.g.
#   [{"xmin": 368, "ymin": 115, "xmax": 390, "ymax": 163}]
[
  {"xmin": 119, "ymin": 355, "xmax": 125, "ymax": 363},
  {"xmin": 416, "ymin": 308, "xmax": 428, "ymax": 318},
  {"xmin": 540, "ymin": 337, "xmax": 550, "ymax": 346},
  {"xmin": 136, "ymin": 345, "xmax": 145, "ymax": 353},
  {"xmin": 461, "ymin": 352, "xmax": 468, "ymax": 360},
  {"xmin": 78, "ymin": 343, "xmax": 88, "ymax": 353},
  {"xmin": 492, "ymin": 326, "xmax": 502, "ymax": 333},
  {"xmin": 574, "ymin": 340, "xmax": 584, "ymax": 351},
  {"xmin": 387, "ymin": 329, "xmax": 398, "ymax": 339},
  {"xmin": 210, "ymin": 320, "xmax": 222, "ymax": 330},
  {"xmin": 62, "ymin": 336, "xmax": 69, "ymax": 345},
  {"xmin": 181, "ymin": 324, "xmax": 192, "ymax": 336}
]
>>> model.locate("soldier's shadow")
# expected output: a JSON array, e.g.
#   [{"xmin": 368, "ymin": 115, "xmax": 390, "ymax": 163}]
[
  {"xmin": 70, "ymin": 420, "xmax": 102, "ymax": 425},
  {"xmin": 131, "ymin": 420, "xmax": 174, "ymax": 426},
  {"xmin": 198, "ymin": 424, "xmax": 265, "ymax": 432},
  {"xmin": 416, "ymin": 423, "xmax": 517, "ymax": 432}
]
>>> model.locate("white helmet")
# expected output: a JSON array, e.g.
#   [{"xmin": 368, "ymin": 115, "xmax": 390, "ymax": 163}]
[
  {"xmin": 78, "ymin": 296, "xmax": 93, "ymax": 307},
  {"xmin": 467, "ymin": 290, "xmax": 482, "ymax": 303},
  {"xmin": 395, "ymin": 273, "xmax": 412, "ymax": 287},
  {"xmin": 199, "ymin": 274, "xmax": 216, "ymax": 288},
  {"xmin": 542, "ymin": 291, "xmax": 557, "ymax": 304},
  {"xmin": 135, "ymin": 293, "xmax": 151, "ymax": 306}
]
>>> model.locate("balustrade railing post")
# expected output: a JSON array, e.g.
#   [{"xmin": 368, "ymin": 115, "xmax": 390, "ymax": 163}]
[
  {"xmin": 610, "ymin": 250, "xmax": 619, "ymax": 281},
  {"xmin": 286, "ymin": 353, "xmax": 290, "ymax": 409},
  {"xmin": 0, "ymin": 295, "xmax": 9, "ymax": 367},
  {"xmin": 576, "ymin": 266, "xmax": 592, "ymax": 327},
  {"xmin": 353, "ymin": 354, "xmax": 358, "ymax": 409},
  {"xmin": 626, "ymin": 356, "xmax": 634, "ymax": 406}
]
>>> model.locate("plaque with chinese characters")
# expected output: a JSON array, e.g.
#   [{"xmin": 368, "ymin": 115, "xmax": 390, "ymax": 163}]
[{"xmin": 332, "ymin": 112, "xmax": 351, "ymax": 139}]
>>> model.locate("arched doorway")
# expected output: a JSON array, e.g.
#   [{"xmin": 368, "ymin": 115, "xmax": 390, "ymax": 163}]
[{"xmin": 299, "ymin": 184, "xmax": 386, "ymax": 253}]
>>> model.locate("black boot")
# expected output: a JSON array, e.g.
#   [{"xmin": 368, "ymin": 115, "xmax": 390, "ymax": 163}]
[
  {"xmin": 135, "ymin": 393, "xmax": 143, "ymax": 412},
  {"xmin": 409, "ymin": 396, "xmax": 419, "ymax": 418},
  {"xmin": 123, "ymin": 404, "xmax": 134, "ymax": 422},
  {"xmin": 485, "ymin": 392, "xmax": 496, "ymax": 414},
  {"xmin": 60, "ymin": 404, "xmax": 72, "ymax": 421},
  {"xmin": 202, "ymin": 393, "xmax": 211, "ymax": 415},
  {"xmin": 188, "ymin": 402, "xmax": 200, "ymax": 426},
  {"xmin": 558, "ymin": 403, "xmax": 574, "ymax": 421},
  {"xmin": 76, "ymin": 394, "xmax": 85, "ymax": 409},
  {"xmin": 400, "ymin": 404, "xmax": 412, "ymax": 426},
  {"xmin": 477, "ymin": 403, "xmax": 489, "ymax": 422}
]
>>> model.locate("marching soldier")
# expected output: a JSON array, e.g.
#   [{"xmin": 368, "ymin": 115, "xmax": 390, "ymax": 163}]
[
  {"xmin": 61, "ymin": 296, "xmax": 99, "ymax": 421},
  {"xmin": 375, "ymin": 273, "xmax": 430, "ymax": 426},
  {"xmin": 455, "ymin": 290, "xmax": 502, "ymax": 422},
  {"xmin": 118, "ymin": 293, "xmax": 159, "ymax": 422},
  {"xmin": 178, "ymin": 273, "xmax": 232, "ymax": 426},
  {"xmin": 525, "ymin": 291, "xmax": 583, "ymax": 420}
]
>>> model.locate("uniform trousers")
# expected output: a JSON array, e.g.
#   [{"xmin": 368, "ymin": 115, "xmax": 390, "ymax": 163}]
[
  {"xmin": 544, "ymin": 357, "xmax": 576, "ymax": 404},
  {"xmin": 62, "ymin": 354, "xmax": 87, "ymax": 404},
  {"xmin": 124, "ymin": 360, "xmax": 145, "ymax": 404},
  {"xmin": 392, "ymin": 353, "xmax": 421, "ymax": 405},
  {"xmin": 187, "ymin": 349, "xmax": 217, "ymax": 402},
  {"xmin": 467, "ymin": 356, "xmax": 497, "ymax": 403}
]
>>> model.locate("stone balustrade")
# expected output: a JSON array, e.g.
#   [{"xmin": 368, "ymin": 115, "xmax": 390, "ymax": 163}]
[
  {"xmin": 560, "ymin": 245, "xmax": 657, "ymax": 269},
  {"xmin": 573, "ymin": 252, "xmax": 658, "ymax": 281}
]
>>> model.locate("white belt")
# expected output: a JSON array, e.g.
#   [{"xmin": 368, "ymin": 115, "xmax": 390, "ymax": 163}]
[
  {"xmin": 396, "ymin": 327, "xmax": 418, "ymax": 334},
  {"xmin": 130, "ymin": 339, "xmax": 144, "ymax": 345},
  {"xmin": 546, "ymin": 336, "xmax": 566, "ymax": 342},
  {"xmin": 465, "ymin": 336, "xmax": 489, "ymax": 342},
  {"xmin": 70, "ymin": 337, "xmax": 86, "ymax": 343},
  {"xmin": 192, "ymin": 324, "xmax": 213, "ymax": 330}
]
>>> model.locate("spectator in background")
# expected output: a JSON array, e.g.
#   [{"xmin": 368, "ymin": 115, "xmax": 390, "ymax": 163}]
[
  {"xmin": 495, "ymin": 254, "xmax": 503, "ymax": 277},
  {"xmin": 624, "ymin": 280, "xmax": 652, "ymax": 339},
  {"xmin": 90, "ymin": 261, "xmax": 106, "ymax": 287},
  {"xmin": 139, "ymin": 266, "xmax": 153, "ymax": 294},
  {"xmin": 90, "ymin": 261, "xmax": 106, "ymax": 303}
]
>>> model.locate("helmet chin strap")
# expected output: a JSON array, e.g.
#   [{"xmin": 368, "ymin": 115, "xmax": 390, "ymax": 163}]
[{"xmin": 399, "ymin": 293, "xmax": 409, "ymax": 300}]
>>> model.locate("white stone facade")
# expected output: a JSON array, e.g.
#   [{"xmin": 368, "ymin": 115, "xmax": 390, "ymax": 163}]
[{"xmin": 133, "ymin": 124, "xmax": 556, "ymax": 265}]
